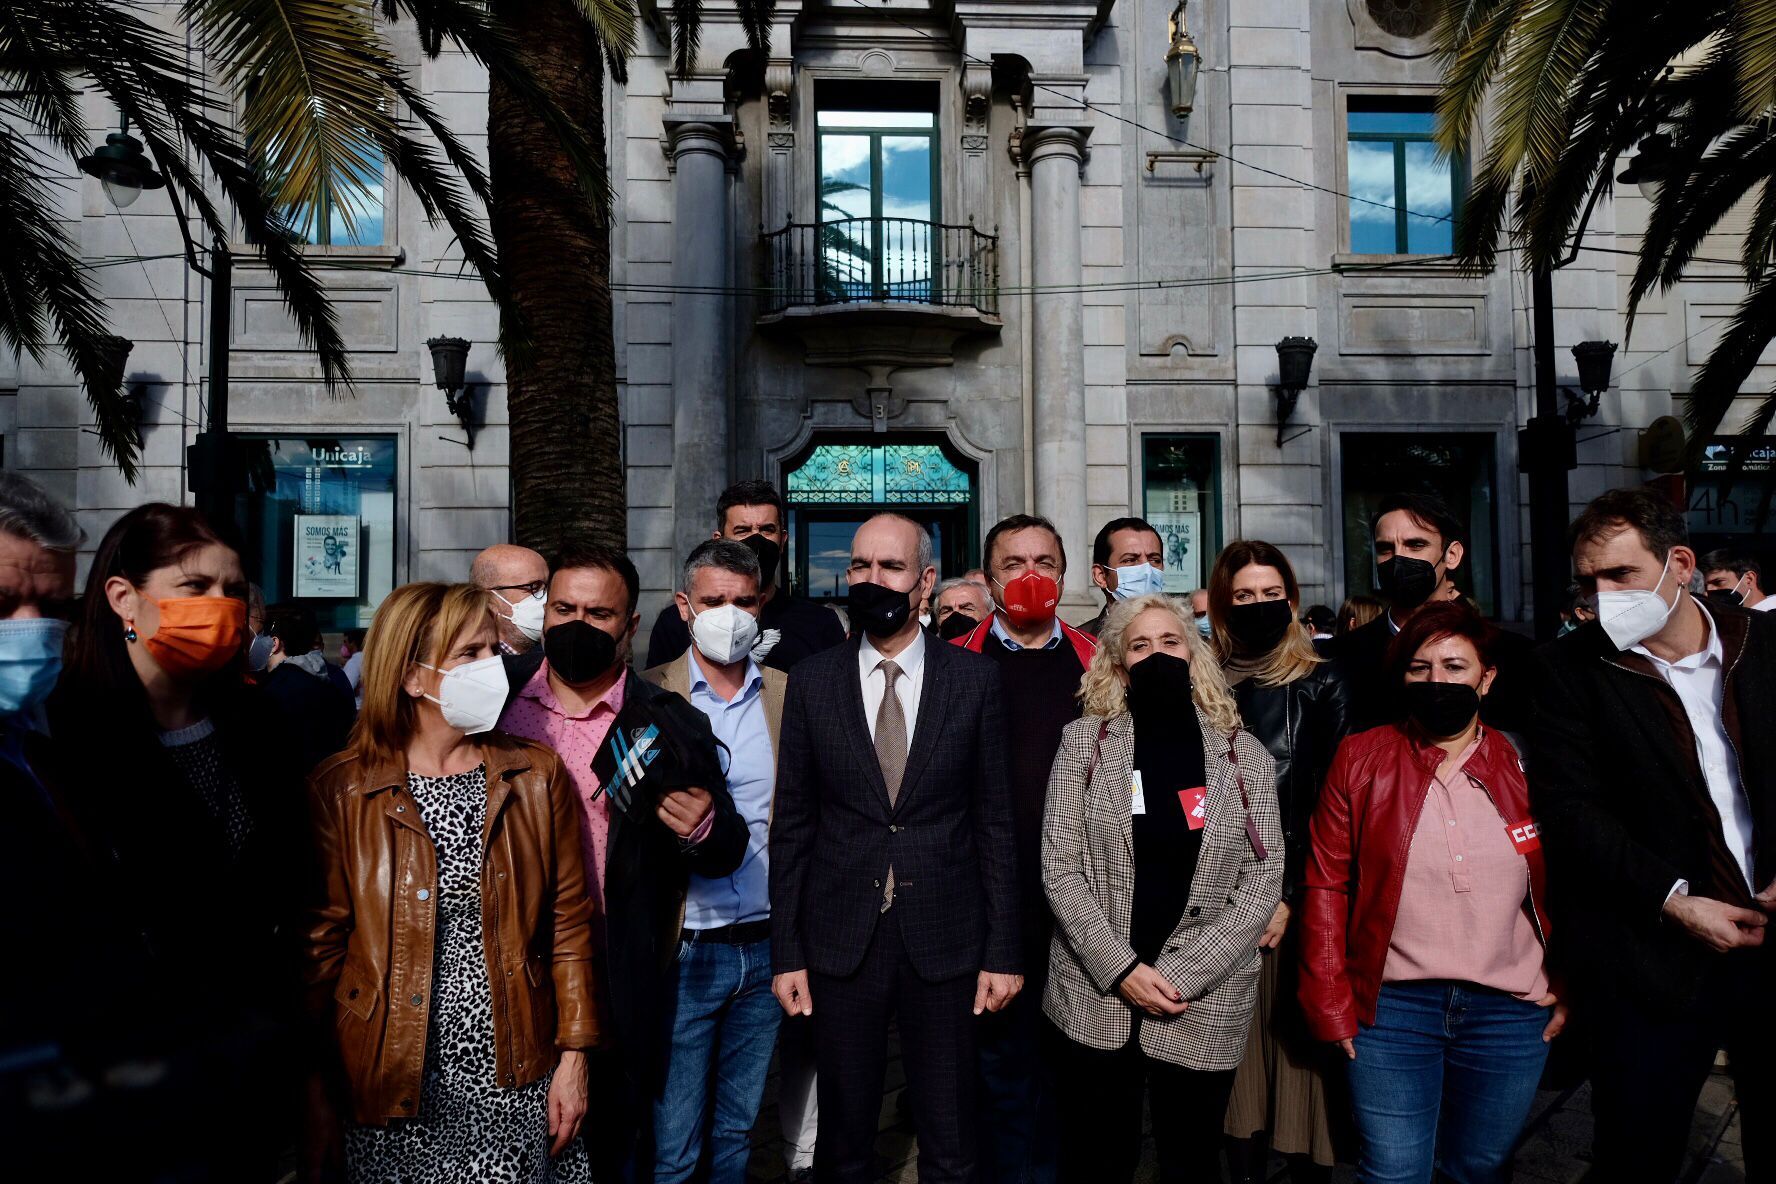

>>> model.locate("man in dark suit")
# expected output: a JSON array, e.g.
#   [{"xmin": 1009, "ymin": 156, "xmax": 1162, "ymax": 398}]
[
  {"xmin": 645, "ymin": 479, "xmax": 846, "ymax": 672},
  {"xmin": 770, "ymin": 512, "xmax": 1023, "ymax": 1184},
  {"xmin": 1531, "ymin": 487, "xmax": 1776, "ymax": 1181},
  {"xmin": 1331, "ymin": 490, "xmax": 1532, "ymax": 733}
]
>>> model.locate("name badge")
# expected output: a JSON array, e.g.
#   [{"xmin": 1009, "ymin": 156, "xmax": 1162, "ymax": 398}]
[
  {"xmin": 1131, "ymin": 770, "xmax": 1147, "ymax": 816},
  {"xmin": 1506, "ymin": 818, "xmax": 1541, "ymax": 854},
  {"xmin": 1179, "ymin": 786, "xmax": 1208, "ymax": 830}
]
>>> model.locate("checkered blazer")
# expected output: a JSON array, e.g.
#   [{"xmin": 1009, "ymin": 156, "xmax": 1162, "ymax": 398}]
[{"xmin": 1042, "ymin": 708, "xmax": 1283, "ymax": 1070}]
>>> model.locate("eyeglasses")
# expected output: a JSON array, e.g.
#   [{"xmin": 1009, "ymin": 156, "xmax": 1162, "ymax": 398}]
[{"xmin": 491, "ymin": 580, "xmax": 547, "ymax": 598}]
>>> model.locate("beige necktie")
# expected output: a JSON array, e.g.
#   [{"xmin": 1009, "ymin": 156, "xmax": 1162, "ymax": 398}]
[{"xmin": 875, "ymin": 659, "xmax": 907, "ymax": 911}]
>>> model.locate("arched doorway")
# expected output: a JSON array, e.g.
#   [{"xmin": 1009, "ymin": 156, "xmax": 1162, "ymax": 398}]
[{"xmin": 782, "ymin": 435, "xmax": 979, "ymax": 600}]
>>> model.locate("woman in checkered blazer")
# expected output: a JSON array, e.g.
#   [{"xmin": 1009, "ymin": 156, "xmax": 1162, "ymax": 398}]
[{"xmin": 1041, "ymin": 592, "xmax": 1284, "ymax": 1184}]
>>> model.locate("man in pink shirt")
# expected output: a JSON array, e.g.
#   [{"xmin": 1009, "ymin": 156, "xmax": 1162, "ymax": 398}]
[{"xmin": 499, "ymin": 540, "xmax": 746, "ymax": 1176}]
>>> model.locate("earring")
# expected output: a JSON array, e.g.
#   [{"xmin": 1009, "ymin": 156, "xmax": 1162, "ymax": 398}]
[{"xmin": 123, "ymin": 619, "xmax": 138, "ymax": 643}]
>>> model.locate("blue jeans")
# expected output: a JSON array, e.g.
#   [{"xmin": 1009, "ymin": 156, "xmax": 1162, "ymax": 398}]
[
  {"xmin": 652, "ymin": 935, "xmax": 782, "ymax": 1184},
  {"xmin": 1345, "ymin": 981, "xmax": 1548, "ymax": 1184}
]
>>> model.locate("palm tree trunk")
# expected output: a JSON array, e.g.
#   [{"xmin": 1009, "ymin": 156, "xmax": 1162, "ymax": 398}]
[{"xmin": 488, "ymin": 0, "xmax": 624, "ymax": 553}]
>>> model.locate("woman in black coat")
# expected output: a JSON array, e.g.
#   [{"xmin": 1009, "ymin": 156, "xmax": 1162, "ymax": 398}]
[{"xmin": 1208, "ymin": 540, "xmax": 1352, "ymax": 1184}]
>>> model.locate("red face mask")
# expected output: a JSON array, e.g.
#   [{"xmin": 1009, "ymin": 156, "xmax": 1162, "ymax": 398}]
[
  {"xmin": 143, "ymin": 596, "xmax": 247, "ymax": 678},
  {"xmin": 995, "ymin": 571, "xmax": 1060, "ymax": 630}
]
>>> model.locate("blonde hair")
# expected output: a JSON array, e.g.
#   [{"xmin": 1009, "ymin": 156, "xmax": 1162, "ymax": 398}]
[
  {"xmin": 1206, "ymin": 539, "xmax": 1322, "ymax": 687},
  {"xmin": 1078, "ymin": 593, "xmax": 1243, "ymax": 734},
  {"xmin": 348, "ymin": 582, "xmax": 495, "ymax": 769}
]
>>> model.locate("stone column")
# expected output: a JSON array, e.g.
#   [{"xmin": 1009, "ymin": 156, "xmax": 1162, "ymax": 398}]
[
  {"xmin": 665, "ymin": 116, "xmax": 734, "ymax": 566},
  {"xmin": 1025, "ymin": 124, "xmax": 1091, "ymax": 581}
]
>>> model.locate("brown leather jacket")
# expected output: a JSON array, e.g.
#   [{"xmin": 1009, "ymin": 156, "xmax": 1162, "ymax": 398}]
[{"xmin": 303, "ymin": 733, "xmax": 605, "ymax": 1124}]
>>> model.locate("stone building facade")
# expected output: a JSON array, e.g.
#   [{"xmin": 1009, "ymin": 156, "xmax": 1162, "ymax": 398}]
[{"xmin": 6, "ymin": 0, "xmax": 1771, "ymax": 637}]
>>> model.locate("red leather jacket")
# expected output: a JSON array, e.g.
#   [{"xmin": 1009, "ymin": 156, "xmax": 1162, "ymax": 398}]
[{"xmin": 1297, "ymin": 724, "xmax": 1551, "ymax": 1043}]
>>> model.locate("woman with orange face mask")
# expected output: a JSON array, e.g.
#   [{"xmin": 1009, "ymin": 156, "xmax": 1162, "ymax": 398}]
[{"xmin": 49, "ymin": 502, "xmax": 312, "ymax": 1182}]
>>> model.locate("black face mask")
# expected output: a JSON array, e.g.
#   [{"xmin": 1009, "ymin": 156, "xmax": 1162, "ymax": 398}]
[
  {"xmin": 544, "ymin": 619, "xmax": 619, "ymax": 685},
  {"xmin": 848, "ymin": 580, "xmax": 914, "ymax": 639},
  {"xmin": 1706, "ymin": 586, "xmax": 1746, "ymax": 609},
  {"xmin": 1377, "ymin": 553, "xmax": 1441, "ymax": 611},
  {"xmin": 740, "ymin": 533, "xmax": 782, "ymax": 590},
  {"xmin": 938, "ymin": 612, "xmax": 979, "ymax": 641},
  {"xmin": 1402, "ymin": 681, "xmax": 1481, "ymax": 738},
  {"xmin": 1126, "ymin": 649, "xmax": 1194, "ymax": 716},
  {"xmin": 1226, "ymin": 599, "xmax": 1295, "ymax": 654}
]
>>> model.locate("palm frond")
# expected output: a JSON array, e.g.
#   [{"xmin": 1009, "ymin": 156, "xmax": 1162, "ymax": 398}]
[
  {"xmin": 1433, "ymin": 0, "xmax": 1528, "ymax": 160},
  {"xmin": 1683, "ymin": 274, "xmax": 1776, "ymax": 446},
  {"xmin": 1491, "ymin": 0, "xmax": 1611, "ymax": 190},
  {"xmin": 734, "ymin": 0, "xmax": 774, "ymax": 62},
  {"xmin": 0, "ymin": 125, "xmax": 141, "ymax": 477},
  {"xmin": 570, "ymin": 0, "xmax": 637, "ymax": 71},
  {"xmin": 191, "ymin": 0, "xmax": 392, "ymax": 244},
  {"xmin": 0, "ymin": 6, "xmax": 89, "ymax": 160},
  {"xmin": 1731, "ymin": 0, "xmax": 1776, "ymax": 118},
  {"xmin": 670, "ymin": 0, "xmax": 700, "ymax": 80}
]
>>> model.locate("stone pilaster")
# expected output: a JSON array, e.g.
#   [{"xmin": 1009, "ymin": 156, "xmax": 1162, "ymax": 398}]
[
  {"xmin": 664, "ymin": 115, "xmax": 736, "ymax": 567},
  {"xmin": 1024, "ymin": 124, "xmax": 1091, "ymax": 587}
]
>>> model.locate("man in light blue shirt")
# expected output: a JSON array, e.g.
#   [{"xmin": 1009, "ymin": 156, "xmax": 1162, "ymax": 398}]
[{"xmin": 644, "ymin": 538, "xmax": 796, "ymax": 1184}]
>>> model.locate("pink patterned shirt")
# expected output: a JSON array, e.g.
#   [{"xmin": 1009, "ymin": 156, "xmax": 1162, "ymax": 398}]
[
  {"xmin": 499, "ymin": 663, "xmax": 625, "ymax": 940},
  {"xmin": 1384, "ymin": 734, "xmax": 1549, "ymax": 1000}
]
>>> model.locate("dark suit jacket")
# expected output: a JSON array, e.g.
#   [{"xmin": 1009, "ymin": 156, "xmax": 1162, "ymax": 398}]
[
  {"xmin": 499, "ymin": 651, "xmax": 747, "ymax": 1090},
  {"xmin": 1528, "ymin": 605, "xmax": 1776, "ymax": 1008},
  {"xmin": 770, "ymin": 635, "xmax": 1021, "ymax": 982}
]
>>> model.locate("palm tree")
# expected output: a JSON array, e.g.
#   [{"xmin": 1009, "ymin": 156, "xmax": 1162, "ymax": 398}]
[
  {"xmin": 488, "ymin": 0, "xmax": 772, "ymax": 553},
  {"xmin": 1433, "ymin": 0, "xmax": 1776, "ymax": 453},
  {"xmin": 0, "ymin": 0, "xmax": 556, "ymax": 479}
]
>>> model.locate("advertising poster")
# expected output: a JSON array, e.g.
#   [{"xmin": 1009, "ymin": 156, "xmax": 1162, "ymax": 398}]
[
  {"xmin": 294, "ymin": 514, "xmax": 359, "ymax": 598},
  {"xmin": 1148, "ymin": 510, "xmax": 1202, "ymax": 594}
]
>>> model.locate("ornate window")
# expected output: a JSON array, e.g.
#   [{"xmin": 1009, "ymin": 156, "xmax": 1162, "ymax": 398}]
[
  {"xmin": 786, "ymin": 442, "xmax": 972, "ymax": 505},
  {"xmin": 1346, "ymin": 97, "xmax": 1462, "ymax": 255}
]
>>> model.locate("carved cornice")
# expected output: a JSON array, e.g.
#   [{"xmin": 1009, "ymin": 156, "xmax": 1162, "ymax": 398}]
[{"xmin": 764, "ymin": 60, "xmax": 794, "ymax": 125}]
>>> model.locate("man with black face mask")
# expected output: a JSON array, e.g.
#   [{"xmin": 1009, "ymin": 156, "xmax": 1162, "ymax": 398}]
[
  {"xmin": 771, "ymin": 512, "xmax": 1022, "ymax": 1184},
  {"xmin": 645, "ymin": 480, "xmax": 847, "ymax": 673},
  {"xmin": 1331, "ymin": 491, "xmax": 1531, "ymax": 734},
  {"xmin": 498, "ymin": 540, "xmax": 748, "ymax": 1178}
]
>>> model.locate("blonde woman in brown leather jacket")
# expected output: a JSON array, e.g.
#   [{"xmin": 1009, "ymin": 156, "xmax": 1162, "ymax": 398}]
[{"xmin": 302, "ymin": 582, "xmax": 604, "ymax": 1183}]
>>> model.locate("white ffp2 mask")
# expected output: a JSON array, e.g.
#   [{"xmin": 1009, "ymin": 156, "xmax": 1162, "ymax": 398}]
[
  {"xmin": 419, "ymin": 655, "xmax": 510, "ymax": 734},
  {"xmin": 690, "ymin": 602, "xmax": 761, "ymax": 667},
  {"xmin": 1596, "ymin": 553, "xmax": 1679, "ymax": 651},
  {"xmin": 494, "ymin": 589, "xmax": 546, "ymax": 643}
]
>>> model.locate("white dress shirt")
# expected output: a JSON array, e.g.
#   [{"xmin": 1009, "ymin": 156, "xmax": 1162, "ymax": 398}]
[
  {"xmin": 1754, "ymin": 596, "xmax": 1776, "ymax": 612},
  {"xmin": 1633, "ymin": 602, "xmax": 1757, "ymax": 895},
  {"xmin": 858, "ymin": 628, "xmax": 924, "ymax": 752}
]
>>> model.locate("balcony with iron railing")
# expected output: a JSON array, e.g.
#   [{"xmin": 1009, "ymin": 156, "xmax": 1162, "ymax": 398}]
[{"xmin": 760, "ymin": 217, "xmax": 1000, "ymax": 319}]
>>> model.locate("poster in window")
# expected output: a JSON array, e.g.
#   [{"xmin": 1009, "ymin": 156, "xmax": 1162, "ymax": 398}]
[
  {"xmin": 294, "ymin": 515, "xmax": 359, "ymax": 598},
  {"xmin": 1148, "ymin": 511, "xmax": 1202, "ymax": 594}
]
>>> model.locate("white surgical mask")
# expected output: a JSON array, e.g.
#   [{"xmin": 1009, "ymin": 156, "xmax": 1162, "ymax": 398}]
[
  {"xmin": 418, "ymin": 655, "xmax": 509, "ymax": 734},
  {"xmin": 1110, "ymin": 563, "xmax": 1166, "ymax": 601},
  {"xmin": 493, "ymin": 588, "xmax": 547, "ymax": 643},
  {"xmin": 1596, "ymin": 553, "xmax": 1679, "ymax": 652},
  {"xmin": 690, "ymin": 602, "xmax": 760, "ymax": 667},
  {"xmin": 246, "ymin": 631, "xmax": 275, "ymax": 672}
]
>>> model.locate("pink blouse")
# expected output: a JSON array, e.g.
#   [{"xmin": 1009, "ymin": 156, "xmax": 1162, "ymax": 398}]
[{"xmin": 1383, "ymin": 736, "xmax": 1549, "ymax": 1000}]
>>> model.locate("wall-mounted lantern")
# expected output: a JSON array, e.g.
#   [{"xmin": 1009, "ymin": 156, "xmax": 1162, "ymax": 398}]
[
  {"xmin": 426, "ymin": 336, "xmax": 476, "ymax": 449},
  {"xmin": 1273, "ymin": 336, "xmax": 1317, "ymax": 447},
  {"xmin": 1166, "ymin": 1, "xmax": 1201, "ymax": 119}
]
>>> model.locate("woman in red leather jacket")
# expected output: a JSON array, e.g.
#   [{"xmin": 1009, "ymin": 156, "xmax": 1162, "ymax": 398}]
[{"xmin": 1297, "ymin": 601, "xmax": 1567, "ymax": 1184}]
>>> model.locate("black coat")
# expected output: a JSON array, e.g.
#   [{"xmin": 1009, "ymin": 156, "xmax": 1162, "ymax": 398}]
[
  {"xmin": 770, "ymin": 635, "xmax": 1022, "ymax": 981},
  {"xmin": 259, "ymin": 661, "xmax": 356, "ymax": 775},
  {"xmin": 499, "ymin": 652, "xmax": 747, "ymax": 1090},
  {"xmin": 1230, "ymin": 658, "xmax": 1352, "ymax": 903},
  {"xmin": 645, "ymin": 591, "xmax": 845, "ymax": 673},
  {"xmin": 1528, "ymin": 604, "xmax": 1776, "ymax": 1007},
  {"xmin": 1331, "ymin": 610, "xmax": 1536, "ymax": 735}
]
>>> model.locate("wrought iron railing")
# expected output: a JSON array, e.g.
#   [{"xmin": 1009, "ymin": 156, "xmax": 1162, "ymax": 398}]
[{"xmin": 761, "ymin": 217, "xmax": 999, "ymax": 316}]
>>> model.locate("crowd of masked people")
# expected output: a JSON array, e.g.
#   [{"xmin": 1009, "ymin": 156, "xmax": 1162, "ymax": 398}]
[{"xmin": 2, "ymin": 467, "xmax": 1773, "ymax": 1184}]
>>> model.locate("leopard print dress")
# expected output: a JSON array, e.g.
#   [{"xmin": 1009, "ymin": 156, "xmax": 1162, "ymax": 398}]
[{"xmin": 345, "ymin": 765, "xmax": 591, "ymax": 1184}]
